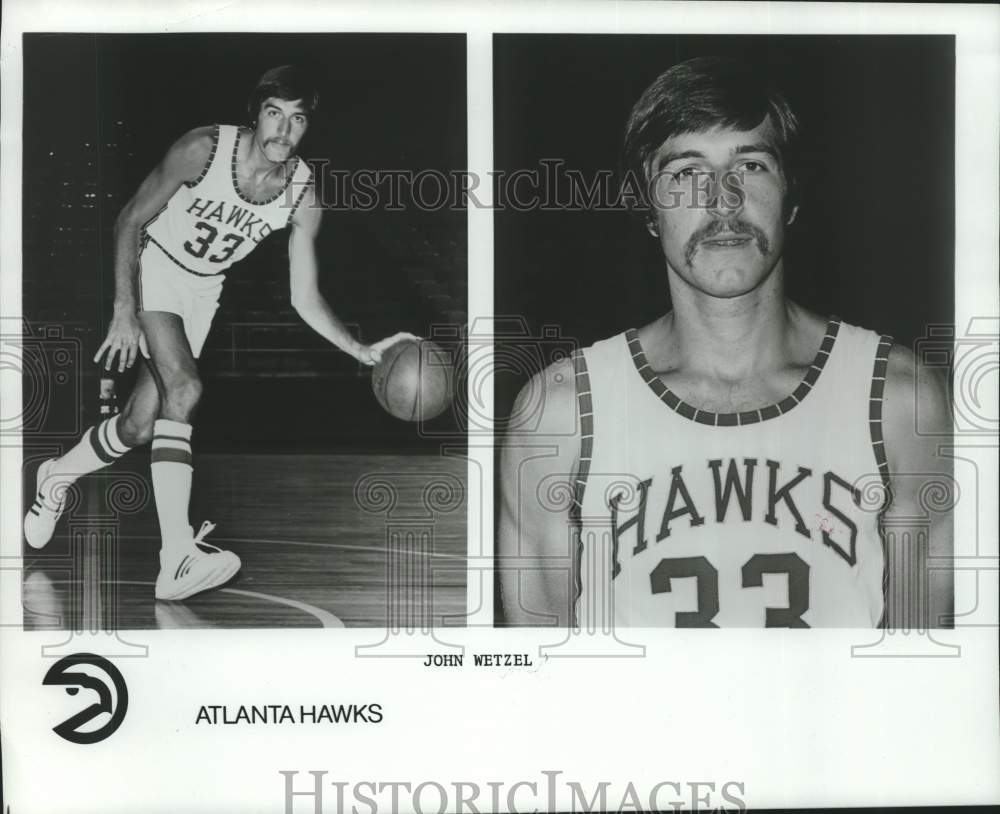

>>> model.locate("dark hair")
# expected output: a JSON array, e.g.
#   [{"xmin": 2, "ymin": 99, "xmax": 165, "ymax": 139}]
[
  {"xmin": 622, "ymin": 56, "xmax": 801, "ymax": 211},
  {"xmin": 248, "ymin": 65, "xmax": 320, "ymax": 120}
]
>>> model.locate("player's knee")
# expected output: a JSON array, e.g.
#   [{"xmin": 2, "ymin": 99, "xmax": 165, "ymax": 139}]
[
  {"xmin": 162, "ymin": 374, "xmax": 203, "ymax": 418},
  {"xmin": 117, "ymin": 412, "xmax": 154, "ymax": 446}
]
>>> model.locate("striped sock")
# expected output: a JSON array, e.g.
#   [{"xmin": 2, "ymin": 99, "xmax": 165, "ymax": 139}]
[
  {"xmin": 151, "ymin": 419, "xmax": 194, "ymax": 546},
  {"xmin": 49, "ymin": 414, "xmax": 132, "ymax": 484}
]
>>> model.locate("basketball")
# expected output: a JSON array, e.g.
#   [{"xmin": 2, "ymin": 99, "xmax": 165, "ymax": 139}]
[{"xmin": 371, "ymin": 338, "xmax": 453, "ymax": 422}]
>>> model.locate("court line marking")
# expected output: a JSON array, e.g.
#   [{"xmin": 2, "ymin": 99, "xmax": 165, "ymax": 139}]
[
  {"xmin": 219, "ymin": 587, "xmax": 344, "ymax": 628},
  {"xmin": 118, "ymin": 534, "xmax": 469, "ymax": 560},
  {"xmin": 115, "ymin": 580, "xmax": 344, "ymax": 629}
]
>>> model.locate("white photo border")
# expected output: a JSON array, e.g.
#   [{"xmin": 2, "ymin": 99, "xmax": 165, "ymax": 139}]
[{"xmin": 1, "ymin": 2, "xmax": 997, "ymax": 812}]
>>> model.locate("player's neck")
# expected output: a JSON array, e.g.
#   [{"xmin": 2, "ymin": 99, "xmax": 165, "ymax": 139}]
[
  {"xmin": 244, "ymin": 150, "xmax": 289, "ymax": 181},
  {"xmin": 242, "ymin": 131, "xmax": 292, "ymax": 183},
  {"xmin": 661, "ymin": 273, "xmax": 796, "ymax": 380}
]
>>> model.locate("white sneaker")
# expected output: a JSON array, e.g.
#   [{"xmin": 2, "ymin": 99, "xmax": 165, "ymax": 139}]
[
  {"xmin": 24, "ymin": 458, "xmax": 69, "ymax": 549},
  {"xmin": 154, "ymin": 521, "xmax": 241, "ymax": 601}
]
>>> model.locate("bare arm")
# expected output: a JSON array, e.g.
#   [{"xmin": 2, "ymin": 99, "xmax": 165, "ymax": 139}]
[
  {"xmin": 95, "ymin": 126, "xmax": 215, "ymax": 371},
  {"xmin": 288, "ymin": 184, "xmax": 415, "ymax": 365},
  {"xmin": 882, "ymin": 343, "xmax": 954, "ymax": 629},
  {"xmin": 498, "ymin": 359, "xmax": 581, "ymax": 626}
]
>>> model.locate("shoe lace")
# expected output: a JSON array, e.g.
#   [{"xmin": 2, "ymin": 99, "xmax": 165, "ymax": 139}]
[{"xmin": 192, "ymin": 520, "xmax": 220, "ymax": 553}]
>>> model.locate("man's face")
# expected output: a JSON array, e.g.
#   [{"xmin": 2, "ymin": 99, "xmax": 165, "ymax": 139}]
[
  {"xmin": 646, "ymin": 117, "xmax": 796, "ymax": 299},
  {"xmin": 254, "ymin": 97, "xmax": 310, "ymax": 163}
]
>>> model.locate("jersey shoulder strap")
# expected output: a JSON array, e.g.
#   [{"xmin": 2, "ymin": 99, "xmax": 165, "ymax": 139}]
[
  {"xmin": 285, "ymin": 156, "xmax": 314, "ymax": 226},
  {"xmin": 574, "ymin": 332, "xmax": 632, "ymax": 511},
  {"xmin": 184, "ymin": 124, "xmax": 232, "ymax": 189}
]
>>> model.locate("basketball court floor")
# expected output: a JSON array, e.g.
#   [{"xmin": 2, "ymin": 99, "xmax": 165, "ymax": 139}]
[{"xmin": 21, "ymin": 452, "xmax": 467, "ymax": 630}]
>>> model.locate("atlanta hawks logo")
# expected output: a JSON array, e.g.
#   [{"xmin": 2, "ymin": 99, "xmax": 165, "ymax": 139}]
[{"xmin": 43, "ymin": 653, "xmax": 129, "ymax": 744}]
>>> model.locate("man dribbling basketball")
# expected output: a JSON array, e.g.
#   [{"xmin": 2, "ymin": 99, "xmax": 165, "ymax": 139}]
[
  {"xmin": 499, "ymin": 56, "xmax": 953, "ymax": 628},
  {"xmin": 24, "ymin": 65, "xmax": 414, "ymax": 601}
]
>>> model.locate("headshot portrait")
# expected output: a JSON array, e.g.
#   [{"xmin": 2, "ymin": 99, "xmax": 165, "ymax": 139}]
[{"xmin": 495, "ymin": 35, "xmax": 956, "ymax": 629}]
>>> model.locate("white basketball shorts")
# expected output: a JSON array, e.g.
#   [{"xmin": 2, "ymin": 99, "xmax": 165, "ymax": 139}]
[{"xmin": 137, "ymin": 240, "xmax": 223, "ymax": 359}]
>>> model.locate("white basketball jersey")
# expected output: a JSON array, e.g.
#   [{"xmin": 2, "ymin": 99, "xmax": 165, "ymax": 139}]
[
  {"xmin": 573, "ymin": 318, "xmax": 893, "ymax": 628},
  {"xmin": 143, "ymin": 125, "xmax": 312, "ymax": 277}
]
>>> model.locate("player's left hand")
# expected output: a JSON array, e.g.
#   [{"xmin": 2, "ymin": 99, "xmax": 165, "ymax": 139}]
[{"xmin": 358, "ymin": 332, "xmax": 421, "ymax": 366}]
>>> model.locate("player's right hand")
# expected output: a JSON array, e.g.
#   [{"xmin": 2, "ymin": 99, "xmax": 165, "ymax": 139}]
[{"xmin": 94, "ymin": 311, "xmax": 149, "ymax": 372}]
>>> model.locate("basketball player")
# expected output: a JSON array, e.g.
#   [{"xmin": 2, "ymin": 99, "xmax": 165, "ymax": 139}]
[
  {"xmin": 24, "ymin": 65, "xmax": 415, "ymax": 601},
  {"xmin": 499, "ymin": 56, "xmax": 953, "ymax": 628}
]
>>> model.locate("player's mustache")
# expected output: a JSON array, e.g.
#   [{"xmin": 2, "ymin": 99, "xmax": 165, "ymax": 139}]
[{"xmin": 684, "ymin": 218, "xmax": 770, "ymax": 266}]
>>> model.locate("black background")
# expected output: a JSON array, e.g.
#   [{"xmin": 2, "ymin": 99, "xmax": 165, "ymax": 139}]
[
  {"xmin": 494, "ymin": 35, "xmax": 955, "ymax": 420},
  {"xmin": 22, "ymin": 33, "xmax": 467, "ymax": 451}
]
